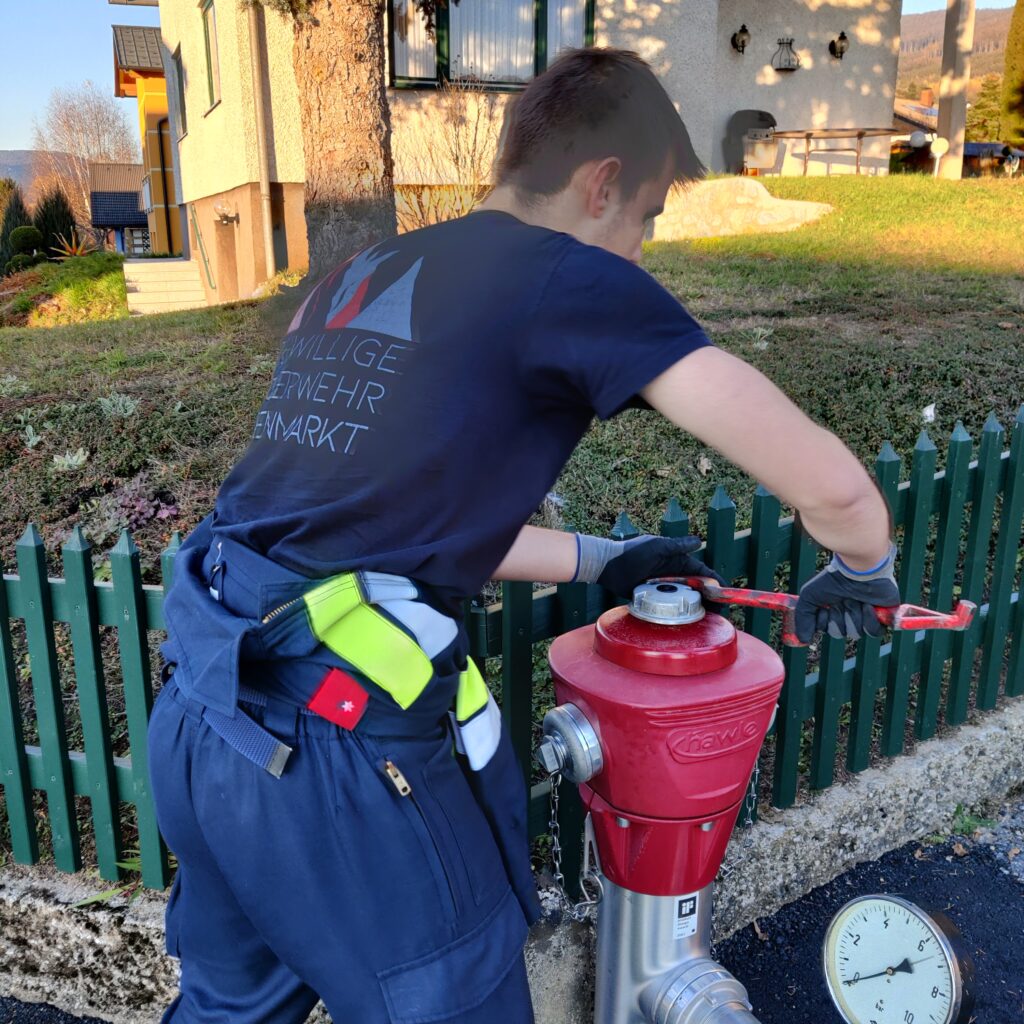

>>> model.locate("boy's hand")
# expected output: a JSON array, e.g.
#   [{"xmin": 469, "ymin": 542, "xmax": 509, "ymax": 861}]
[
  {"xmin": 795, "ymin": 544, "xmax": 899, "ymax": 643},
  {"xmin": 576, "ymin": 533, "xmax": 723, "ymax": 600}
]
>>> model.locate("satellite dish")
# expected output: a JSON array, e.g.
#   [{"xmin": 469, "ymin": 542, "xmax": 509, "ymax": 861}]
[
  {"xmin": 909, "ymin": 130, "xmax": 928, "ymax": 149},
  {"xmin": 931, "ymin": 137, "xmax": 950, "ymax": 157}
]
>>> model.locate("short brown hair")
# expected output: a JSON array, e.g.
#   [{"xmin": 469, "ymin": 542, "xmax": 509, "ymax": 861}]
[{"xmin": 492, "ymin": 47, "xmax": 703, "ymax": 206}]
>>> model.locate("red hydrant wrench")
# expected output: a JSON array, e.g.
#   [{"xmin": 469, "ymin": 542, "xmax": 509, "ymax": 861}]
[{"xmin": 672, "ymin": 577, "xmax": 976, "ymax": 648}]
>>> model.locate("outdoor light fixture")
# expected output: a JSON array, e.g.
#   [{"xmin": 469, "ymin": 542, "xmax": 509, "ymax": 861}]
[
  {"xmin": 771, "ymin": 38, "xmax": 801, "ymax": 72},
  {"xmin": 213, "ymin": 198, "xmax": 239, "ymax": 224},
  {"xmin": 731, "ymin": 24, "xmax": 751, "ymax": 54},
  {"xmin": 829, "ymin": 31, "xmax": 850, "ymax": 60}
]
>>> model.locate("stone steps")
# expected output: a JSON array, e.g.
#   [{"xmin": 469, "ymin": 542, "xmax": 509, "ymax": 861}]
[{"xmin": 123, "ymin": 259, "xmax": 208, "ymax": 314}]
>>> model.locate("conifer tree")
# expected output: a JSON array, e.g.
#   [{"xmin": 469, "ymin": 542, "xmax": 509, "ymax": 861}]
[
  {"xmin": 1001, "ymin": 0, "xmax": 1024, "ymax": 145},
  {"xmin": 32, "ymin": 185, "xmax": 77, "ymax": 256},
  {"xmin": 0, "ymin": 185, "xmax": 32, "ymax": 271}
]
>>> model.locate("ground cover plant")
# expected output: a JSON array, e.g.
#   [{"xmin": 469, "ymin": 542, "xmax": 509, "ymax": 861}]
[
  {"xmin": 0, "ymin": 176, "xmax": 1021, "ymax": 868},
  {"xmin": 0, "ymin": 252, "xmax": 128, "ymax": 328}
]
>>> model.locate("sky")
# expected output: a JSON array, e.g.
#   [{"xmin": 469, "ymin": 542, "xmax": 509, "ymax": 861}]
[{"xmin": 0, "ymin": 0, "xmax": 1018, "ymax": 150}]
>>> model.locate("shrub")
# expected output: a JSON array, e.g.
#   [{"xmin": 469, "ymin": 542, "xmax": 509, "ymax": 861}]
[
  {"xmin": 0, "ymin": 185, "xmax": 31, "ymax": 271},
  {"xmin": 4, "ymin": 253, "xmax": 44, "ymax": 275},
  {"xmin": 32, "ymin": 186, "xmax": 76, "ymax": 256},
  {"xmin": 9, "ymin": 225, "xmax": 43, "ymax": 255}
]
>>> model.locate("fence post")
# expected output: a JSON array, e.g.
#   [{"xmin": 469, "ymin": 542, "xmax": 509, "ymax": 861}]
[
  {"xmin": 848, "ymin": 443, "xmax": 902, "ymax": 773},
  {"xmin": 772, "ymin": 525, "xmax": 817, "ymax": 808},
  {"xmin": 0, "ymin": 572, "xmax": 38, "ymax": 865},
  {"xmin": 976, "ymin": 406, "xmax": 1024, "ymax": 710},
  {"xmin": 706, "ymin": 486, "xmax": 737, "ymax": 582},
  {"xmin": 880, "ymin": 431, "xmax": 936, "ymax": 757},
  {"xmin": 660, "ymin": 497, "xmax": 690, "ymax": 539},
  {"xmin": 915, "ymin": 423, "xmax": 972, "ymax": 740},
  {"xmin": 160, "ymin": 531, "xmax": 181, "ymax": 594},
  {"xmin": 746, "ymin": 486, "xmax": 780, "ymax": 643},
  {"xmin": 501, "ymin": 581, "xmax": 535, "ymax": 787},
  {"xmin": 553, "ymin": 560, "xmax": 588, "ymax": 898},
  {"xmin": 946, "ymin": 414, "xmax": 1004, "ymax": 725},
  {"xmin": 17, "ymin": 524, "xmax": 81, "ymax": 873},
  {"xmin": 110, "ymin": 530, "xmax": 170, "ymax": 889},
  {"xmin": 63, "ymin": 528, "xmax": 122, "ymax": 882}
]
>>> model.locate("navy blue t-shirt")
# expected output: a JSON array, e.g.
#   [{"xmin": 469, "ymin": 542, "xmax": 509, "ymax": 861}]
[{"xmin": 213, "ymin": 210, "xmax": 712, "ymax": 611}]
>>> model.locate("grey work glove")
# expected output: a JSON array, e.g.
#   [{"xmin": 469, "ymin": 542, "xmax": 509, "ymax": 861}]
[
  {"xmin": 795, "ymin": 543, "xmax": 900, "ymax": 643},
  {"xmin": 574, "ymin": 533, "xmax": 724, "ymax": 602}
]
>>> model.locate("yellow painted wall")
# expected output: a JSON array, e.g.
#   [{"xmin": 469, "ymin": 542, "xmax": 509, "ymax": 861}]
[{"xmin": 134, "ymin": 73, "xmax": 183, "ymax": 253}]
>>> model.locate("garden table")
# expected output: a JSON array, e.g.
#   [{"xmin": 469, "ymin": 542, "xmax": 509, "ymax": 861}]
[{"xmin": 771, "ymin": 127, "xmax": 902, "ymax": 175}]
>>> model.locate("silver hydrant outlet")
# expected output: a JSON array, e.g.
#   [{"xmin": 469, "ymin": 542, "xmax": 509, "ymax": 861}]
[
  {"xmin": 639, "ymin": 959, "xmax": 760, "ymax": 1024},
  {"xmin": 594, "ymin": 876, "xmax": 763, "ymax": 1024},
  {"xmin": 536, "ymin": 703, "xmax": 603, "ymax": 783}
]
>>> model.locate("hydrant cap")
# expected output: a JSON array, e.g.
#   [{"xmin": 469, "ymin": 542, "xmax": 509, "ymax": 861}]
[{"xmin": 594, "ymin": 604, "xmax": 738, "ymax": 676}]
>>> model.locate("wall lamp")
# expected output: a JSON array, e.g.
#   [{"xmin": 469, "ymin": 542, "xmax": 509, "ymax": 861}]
[
  {"xmin": 829, "ymin": 31, "xmax": 850, "ymax": 60},
  {"xmin": 213, "ymin": 198, "xmax": 239, "ymax": 224},
  {"xmin": 731, "ymin": 25, "xmax": 751, "ymax": 54}
]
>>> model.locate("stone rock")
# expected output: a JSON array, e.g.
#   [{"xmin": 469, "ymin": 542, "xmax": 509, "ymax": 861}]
[{"xmin": 650, "ymin": 177, "xmax": 832, "ymax": 242}]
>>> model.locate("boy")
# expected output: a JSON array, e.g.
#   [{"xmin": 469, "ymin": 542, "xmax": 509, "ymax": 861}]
[{"xmin": 148, "ymin": 47, "xmax": 896, "ymax": 1024}]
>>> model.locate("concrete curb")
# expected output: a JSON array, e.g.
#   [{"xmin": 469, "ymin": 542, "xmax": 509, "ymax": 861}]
[{"xmin": 1, "ymin": 698, "xmax": 1022, "ymax": 1022}]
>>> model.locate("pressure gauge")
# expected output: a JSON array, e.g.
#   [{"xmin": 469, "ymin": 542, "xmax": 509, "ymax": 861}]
[{"xmin": 823, "ymin": 895, "xmax": 975, "ymax": 1024}]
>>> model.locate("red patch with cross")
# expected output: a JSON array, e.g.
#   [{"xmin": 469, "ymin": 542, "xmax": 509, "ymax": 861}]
[{"xmin": 306, "ymin": 668, "xmax": 369, "ymax": 729}]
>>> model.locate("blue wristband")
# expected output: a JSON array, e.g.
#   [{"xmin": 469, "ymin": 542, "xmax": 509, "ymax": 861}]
[{"xmin": 834, "ymin": 543, "xmax": 896, "ymax": 577}]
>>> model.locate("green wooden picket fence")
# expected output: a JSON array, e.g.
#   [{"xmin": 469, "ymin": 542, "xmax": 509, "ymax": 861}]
[{"xmin": 1, "ymin": 409, "xmax": 1022, "ymax": 894}]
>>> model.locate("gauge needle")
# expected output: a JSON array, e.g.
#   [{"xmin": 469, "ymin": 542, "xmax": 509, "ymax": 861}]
[{"xmin": 843, "ymin": 956, "xmax": 935, "ymax": 985}]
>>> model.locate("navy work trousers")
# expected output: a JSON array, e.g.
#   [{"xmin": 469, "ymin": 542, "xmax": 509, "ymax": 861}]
[{"xmin": 147, "ymin": 679, "xmax": 534, "ymax": 1023}]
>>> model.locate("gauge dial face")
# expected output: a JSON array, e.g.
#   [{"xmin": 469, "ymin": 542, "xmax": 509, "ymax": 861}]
[{"xmin": 823, "ymin": 896, "xmax": 961, "ymax": 1024}]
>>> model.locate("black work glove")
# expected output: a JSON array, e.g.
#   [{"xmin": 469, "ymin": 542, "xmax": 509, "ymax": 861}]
[
  {"xmin": 574, "ymin": 533, "xmax": 724, "ymax": 602},
  {"xmin": 795, "ymin": 544, "xmax": 900, "ymax": 643}
]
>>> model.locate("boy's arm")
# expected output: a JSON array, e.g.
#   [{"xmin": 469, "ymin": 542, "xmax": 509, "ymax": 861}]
[
  {"xmin": 491, "ymin": 525, "xmax": 578, "ymax": 582},
  {"xmin": 639, "ymin": 347, "xmax": 892, "ymax": 569}
]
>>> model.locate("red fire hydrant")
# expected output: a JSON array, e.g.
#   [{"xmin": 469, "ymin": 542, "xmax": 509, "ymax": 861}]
[{"xmin": 538, "ymin": 578, "xmax": 975, "ymax": 1024}]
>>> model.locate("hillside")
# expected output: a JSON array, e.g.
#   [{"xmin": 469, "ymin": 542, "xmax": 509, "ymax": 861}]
[
  {"xmin": 0, "ymin": 150, "xmax": 85, "ymax": 206},
  {"xmin": 898, "ymin": 7, "xmax": 1012, "ymax": 94}
]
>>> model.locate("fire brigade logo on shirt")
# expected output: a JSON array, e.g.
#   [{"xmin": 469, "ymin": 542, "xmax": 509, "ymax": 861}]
[
  {"xmin": 288, "ymin": 244, "xmax": 422, "ymax": 342},
  {"xmin": 306, "ymin": 668, "xmax": 369, "ymax": 729}
]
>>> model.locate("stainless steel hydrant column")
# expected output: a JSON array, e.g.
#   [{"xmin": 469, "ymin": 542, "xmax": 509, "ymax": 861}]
[{"xmin": 540, "ymin": 581, "xmax": 783, "ymax": 1024}]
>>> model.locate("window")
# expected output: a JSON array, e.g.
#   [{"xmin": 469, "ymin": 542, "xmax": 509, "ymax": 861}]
[
  {"xmin": 172, "ymin": 47, "xmax": 187, "ymax": 136},
  {"xmin": 389, "ymin": 0, "xmax": 594, "ymax": 88},
  {"xmin": 201, "ymin": 0, "xmax": 221, "ymax": 109}
]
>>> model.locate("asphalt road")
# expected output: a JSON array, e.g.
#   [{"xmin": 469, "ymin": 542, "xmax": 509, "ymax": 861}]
[
  {"xmin": 716, "ymin": 796, "xmax": 1024, "ymax": 1024},
  {"xmin": 3, "ymin": 797, "xmax": 1022, "ymax": 1024}
]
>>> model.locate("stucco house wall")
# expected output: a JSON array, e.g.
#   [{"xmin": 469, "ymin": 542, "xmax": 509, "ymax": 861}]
[
  {"xmin": 390, "ymin": 0, "xmax": 901, "ymax": 182},
  {"xmin": 158, "ymin": 0, "xmax": 307, "ymax": 300},
  {"xmin": 711, "ymin": 0, "xmax": 902, "ymax": 175}
]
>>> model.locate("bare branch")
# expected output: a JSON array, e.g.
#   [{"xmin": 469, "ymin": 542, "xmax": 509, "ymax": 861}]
[{"xmin": 32, "ymin": 81, "xmax": 139, "ymax": 224}]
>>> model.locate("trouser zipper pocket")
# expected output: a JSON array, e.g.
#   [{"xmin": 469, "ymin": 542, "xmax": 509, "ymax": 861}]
[{"xmin": 380, "ymin": 756, "xmax": 461, "ymax": 920}]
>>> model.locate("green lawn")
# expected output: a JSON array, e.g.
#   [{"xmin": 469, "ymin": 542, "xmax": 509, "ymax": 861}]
[
  {"xmin": 1, "ymin": 175, "xmax": 1021, "ymax": 867},
  {"xmin": 0, "ymin": 252, "xmax": 129, "ymax": 328},
  {"xmin": 0, "ymin": 177, "xmax": 1021, "ymax": 576},
  {"xmin": 561, "ymin": 176, "xmax": 1024, "ymax": 539}
]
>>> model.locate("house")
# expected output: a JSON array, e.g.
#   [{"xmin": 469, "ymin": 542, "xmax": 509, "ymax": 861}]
[
  {"xmin": 119, "ymin": 0, "xmax": 980, "ymax": 304},
  {"xmin": 156, "ymin": 0, "xmax": 308, "ymax": 304},
  {"xmin": 89, "ymin": 162, "xmax": 150, "ymax": 254},
  {"xmin": 112, "ymin": 24, "xmax": 183, "ymax": 254}
]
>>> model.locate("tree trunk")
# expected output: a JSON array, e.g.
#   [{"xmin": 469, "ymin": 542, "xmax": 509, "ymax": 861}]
[{"xmin": 292, "ymin": 0, "xmax": 397, "ymax": 278}]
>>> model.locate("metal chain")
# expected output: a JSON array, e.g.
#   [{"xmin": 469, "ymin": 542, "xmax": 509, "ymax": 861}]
[
  {"xmin": 742, "ymin": 758, "xmax": 761, "ymax": 827},
  {"xmin": 548, "ymin": 772, "xmax": 601, "ymax": 922}
]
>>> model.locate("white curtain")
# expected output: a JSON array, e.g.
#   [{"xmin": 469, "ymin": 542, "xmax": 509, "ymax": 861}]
[
  {"xmin": 547, "ymin": 0, "xmax": 587, "ymax": 59},
  {"xmin": 449, "ymin": 0, "xmax": 535, "ymax": 83},
  {"xmin": 392, "ymin": 1, "xmax": 437, "ymax": 80},
  {"xmin": 392, "ymin": 1, "xmax": 587, "ymax": 83}
]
